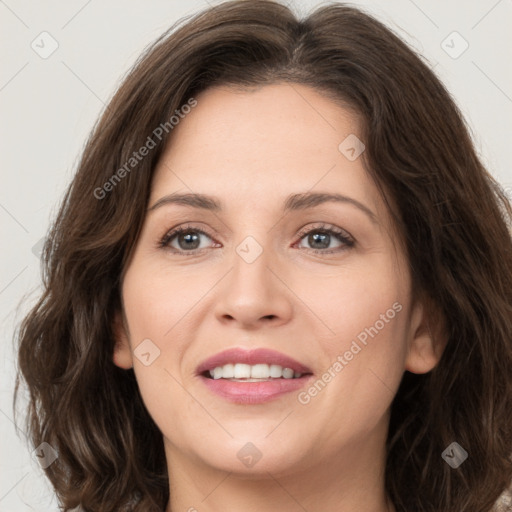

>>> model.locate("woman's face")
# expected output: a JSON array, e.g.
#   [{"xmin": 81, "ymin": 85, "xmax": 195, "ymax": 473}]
[{"xmin": 114, "ymin": 83, "xmax": 438, "ymax": 479}]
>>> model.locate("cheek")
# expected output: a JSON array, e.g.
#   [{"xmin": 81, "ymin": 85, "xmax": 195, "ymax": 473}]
[
  {"xmin": 122, "ymin": 260, "xmax": 211, "ymax": 342},
  {"xmin": 120, "ymin": 266, "xmax": 197, "ymax": 439},
  {"xmin": 120, "ymin": 260, "xmax": 224, "ymax": 411},
  {"xmin": 300, "ymin": 258, "xmax": 408, "ymax": 349},
  {"xmin": 299, "ymin": 261, "xmax": 409, "ymax": 413}
]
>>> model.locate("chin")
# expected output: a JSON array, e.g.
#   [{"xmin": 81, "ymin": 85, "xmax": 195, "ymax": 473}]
[{"xmin": 194, "ymin": 435, "xmax": 308, "ymax": 476}]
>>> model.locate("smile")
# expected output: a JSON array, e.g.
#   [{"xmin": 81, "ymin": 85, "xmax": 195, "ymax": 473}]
[{"xmin": 197, "ymin": 348, "xmax": 314, "ymax": 404}]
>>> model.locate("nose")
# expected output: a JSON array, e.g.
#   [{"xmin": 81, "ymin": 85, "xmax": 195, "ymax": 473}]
[{"xmin": 213, "ymin": 243, "xmax": 293, "ymax": 330}]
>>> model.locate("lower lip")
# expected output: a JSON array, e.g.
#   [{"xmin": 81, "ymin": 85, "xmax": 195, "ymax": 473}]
[{"xmin": 199, "ymin": 375, "xmax": 313, "ymax": 404}]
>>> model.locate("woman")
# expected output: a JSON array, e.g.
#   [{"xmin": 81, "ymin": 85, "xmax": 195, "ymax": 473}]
[{"xmin": 14, "ymin": 1, "xmax": 512, "ymax": 511}]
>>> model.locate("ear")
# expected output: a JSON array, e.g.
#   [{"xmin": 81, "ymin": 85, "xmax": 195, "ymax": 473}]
[
  {"xmin": 112, "ymin": 309, "xmax": 133, "ymax": 369},
  {"xmin": 405, "ymin": 296, "xmax": 447, "ymax": 374}
]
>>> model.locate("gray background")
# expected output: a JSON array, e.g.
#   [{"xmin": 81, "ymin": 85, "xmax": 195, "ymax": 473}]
[{"xmin": 1, "ymin": 0, "xmax": 511, "ymax": 509}]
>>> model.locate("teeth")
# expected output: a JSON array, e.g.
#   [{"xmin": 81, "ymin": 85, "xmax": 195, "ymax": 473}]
[
  {"xmin": 234, "ymin": 363, "xmax": 251, "ymax": 379},
  {"xmin": 212, "ymin": 367, "xmax": 223, "ymax": 379},
  {"xmin": 251, "ymin": 363, "xmax": 270, "ymax": 379},
  {"xmin": 269, "ymin": 364, "xmax": 282, "ymax": 378},
  {"xmin": 282, "ymin": 367, "xmax": 294, "ymax": 379},
  {"xmin": 208, "ymin": 363, "xmax": 303, "ymax": 380},
  {"xmin": 221, "ymin": 363, "xmax": 234, "ymax": 378}
]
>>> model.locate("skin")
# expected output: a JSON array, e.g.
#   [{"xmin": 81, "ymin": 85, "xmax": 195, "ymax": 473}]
[{"xmin": 113, "ymin": 83, "xmax": 444, "ymax": 512}]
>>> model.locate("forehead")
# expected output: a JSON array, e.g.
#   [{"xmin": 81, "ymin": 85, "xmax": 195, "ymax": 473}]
[{"xmin": 149, "ymin": 83, "xmax": 381, "ymax": 217}]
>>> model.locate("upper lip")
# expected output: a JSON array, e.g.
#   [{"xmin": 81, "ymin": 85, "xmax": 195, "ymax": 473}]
[{"xmin": 196, "ymin": 348, "xmax": 313, "ymax": 375}]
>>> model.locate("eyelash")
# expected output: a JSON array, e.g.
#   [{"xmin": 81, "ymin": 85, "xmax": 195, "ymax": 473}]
[{"xmin": 157, "ymin": 222, "xmax": 355, "ymax": 256}]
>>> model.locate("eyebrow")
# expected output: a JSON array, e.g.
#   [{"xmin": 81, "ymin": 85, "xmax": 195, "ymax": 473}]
[{"xmin": 147, "ymin": 191, "xmax": 377, "ymax": 223}]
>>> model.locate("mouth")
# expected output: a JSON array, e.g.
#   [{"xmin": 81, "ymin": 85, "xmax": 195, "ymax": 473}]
[{"xmin": 196, "ymin": 347, "xmax": 314, "ymax": 404}]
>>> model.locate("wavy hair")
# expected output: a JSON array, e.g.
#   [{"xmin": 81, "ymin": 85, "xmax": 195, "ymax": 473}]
[{"xmin": 14, "ymin": 1, "xmax": 512, "ymax": 510}]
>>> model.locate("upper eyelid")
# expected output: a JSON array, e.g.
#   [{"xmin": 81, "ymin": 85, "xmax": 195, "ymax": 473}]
[
  {"xmin": 296, "ymin": 223, "xmax": 353, "ymax": 240},
  {"xmin": 160, "ymin": 225, "xmax": 213, "ymax": 244},
  {"xmin": 162, "ymin": 222, "xmax": 351, "ymax": 239}
]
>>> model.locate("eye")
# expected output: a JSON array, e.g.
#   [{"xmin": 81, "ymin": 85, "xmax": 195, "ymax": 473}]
[
  {"xmin": 294, "ymin": 223, "xmax": 354, "ymax": 254},
  {"xmin": 158, "ymin": 225, "xmax": 219, "ymax": 254},
  {"xmin": 158, "ymin": 222, "xmax": 354, "ymax": 256}
]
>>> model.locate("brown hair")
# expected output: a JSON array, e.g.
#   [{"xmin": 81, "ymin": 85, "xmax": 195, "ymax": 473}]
[{"xmin": 14, "ymin": 1, "xmax": 512, "ymax": 510}]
